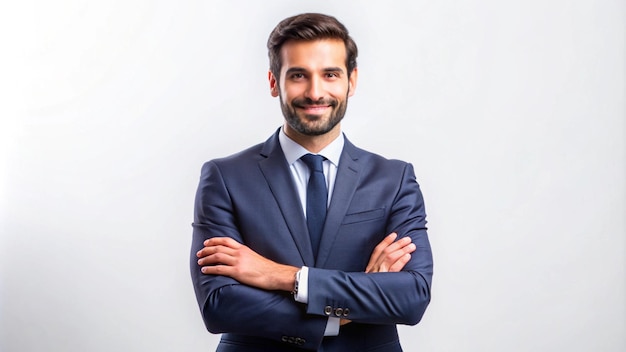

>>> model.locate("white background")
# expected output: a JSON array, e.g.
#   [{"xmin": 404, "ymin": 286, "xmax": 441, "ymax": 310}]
[{"xmin": 1, "ymin": 1, "xmax": 624, "ymax": 351}]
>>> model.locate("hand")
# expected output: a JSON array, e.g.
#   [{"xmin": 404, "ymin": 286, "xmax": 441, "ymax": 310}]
[
  {"xmin": 196, "ymin": 237, "xmax": 298, "ymax": 292},
  {"xmin": 365, "ymin": 232, "xmax": 416, "ymax": 274},
  {"xmin": 341, "ymin": 233, "xmax": 416, "ymax": 326}
]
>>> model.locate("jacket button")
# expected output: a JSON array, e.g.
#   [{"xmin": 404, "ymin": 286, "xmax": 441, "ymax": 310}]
[
  {"xmin": 343, "ymin": 308, "xmax": 350, "ymax": 317},
  {"xmin": 324, "ymin": 306, "xmax": 332, "ymax": 315},
  {"xmin": 334, "ymin": 308, "xmax": 343, "ymax": 317}
]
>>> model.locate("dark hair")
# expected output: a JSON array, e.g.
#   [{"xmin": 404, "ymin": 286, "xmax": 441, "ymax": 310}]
[{"xmin": 267, "ymin": 13, "xmax": 358, "ymax": 79}]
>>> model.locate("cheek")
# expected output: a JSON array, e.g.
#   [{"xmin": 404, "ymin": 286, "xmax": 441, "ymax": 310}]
[
  {"xmin": 281, "ymin": 86, "xmax": 302, "ymax": 102},
  {"xmin": 329, "ymin": 83, "xmax": 350, "ymax": 98}
]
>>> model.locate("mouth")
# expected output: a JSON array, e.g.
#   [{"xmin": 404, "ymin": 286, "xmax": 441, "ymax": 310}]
[{"xmin": 299, "ymin": 105, "xmax": 331, "ymax": 114}]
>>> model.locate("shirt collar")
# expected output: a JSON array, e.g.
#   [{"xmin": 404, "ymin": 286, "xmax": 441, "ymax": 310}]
[{"xmin": 279, "ymin": 126, "xmax": 344, "ymax": 167}]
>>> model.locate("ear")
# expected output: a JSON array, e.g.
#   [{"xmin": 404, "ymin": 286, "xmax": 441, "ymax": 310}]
[
  {"xmin": 347, "ymin": 68, "xmax": 358, "ymax": 97},
  {"xmin": 268, "ymin": 70, "xmax": 279, "ymax": 97}
]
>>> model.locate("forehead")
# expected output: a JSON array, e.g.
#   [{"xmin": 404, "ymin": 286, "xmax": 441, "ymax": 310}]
[{"xmin": 279, "ymin": 39, "xmax": 347, "ymax": 72}]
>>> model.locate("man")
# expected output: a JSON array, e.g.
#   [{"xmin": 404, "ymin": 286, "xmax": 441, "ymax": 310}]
[{"xmin": 191, "ymin": 13, "xmax": 433, "ymax": 351}]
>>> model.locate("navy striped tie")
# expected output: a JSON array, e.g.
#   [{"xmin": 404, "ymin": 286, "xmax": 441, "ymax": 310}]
[{"xmin": 300, "ymin": 154, "xmax": 327, "ymax": 256}]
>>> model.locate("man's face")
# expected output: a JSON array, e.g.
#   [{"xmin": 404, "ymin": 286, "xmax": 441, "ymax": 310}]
[{"xmin": 269, "ymin": 39, "xmax": 358, "ymax": 137}]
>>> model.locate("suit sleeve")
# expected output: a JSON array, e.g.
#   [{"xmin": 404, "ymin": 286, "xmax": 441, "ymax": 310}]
[
  {"xmin": 190, "ymin": 161, "xmax": 327, "ymax": 350},
  {"xmin": 306, "ymin": 163, "xmax": 433, "ymax": 325}
]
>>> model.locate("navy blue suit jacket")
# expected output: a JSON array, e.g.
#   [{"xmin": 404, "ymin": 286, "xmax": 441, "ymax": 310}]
[{"xmin": 191, "ymin": 129, "xmax": 433, "ymax": 351}]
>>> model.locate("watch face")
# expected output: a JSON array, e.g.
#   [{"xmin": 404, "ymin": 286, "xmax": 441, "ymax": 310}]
[{"xmin": 292, "ymin": 270, "xmax": 301, "ymax": 296}]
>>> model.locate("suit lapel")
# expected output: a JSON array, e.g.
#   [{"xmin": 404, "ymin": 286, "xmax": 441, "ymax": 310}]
[
  {"xmin": 316, "ymin": 139, "xmax": 361, "ymax": 267},
  {"xmin": 258, "ymin": 131, "xmax": 315, "ymax": 266}
]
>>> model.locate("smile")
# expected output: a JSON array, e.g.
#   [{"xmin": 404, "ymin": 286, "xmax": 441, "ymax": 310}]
[{"xmin": 299, "ymin": 105, "xmax": 331, "ymax": 113}]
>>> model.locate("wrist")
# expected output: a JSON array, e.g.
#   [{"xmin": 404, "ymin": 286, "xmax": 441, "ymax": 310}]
[{"xmin": 275, "ymin": 265, "xmax": 300, "ymax": 292}]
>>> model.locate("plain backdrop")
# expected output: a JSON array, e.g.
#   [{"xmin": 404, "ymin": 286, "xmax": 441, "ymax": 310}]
[{"xmin": 1, "ymin": 1, "xmax": 624, "ymax": 351}]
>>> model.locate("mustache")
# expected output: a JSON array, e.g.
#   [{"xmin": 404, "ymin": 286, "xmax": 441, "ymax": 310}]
[{"xmin": 292, "ymin": 98, "xmax": 338, "ymax": 108}]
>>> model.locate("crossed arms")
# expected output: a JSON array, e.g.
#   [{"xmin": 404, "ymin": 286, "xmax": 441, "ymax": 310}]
[
  {"xmin": 190, "ymin": 159, "xmax": 433, "ymax": 349},
  {"xmin": 196, "ymin": 232, "xmax": 416, "ymax": 326}
]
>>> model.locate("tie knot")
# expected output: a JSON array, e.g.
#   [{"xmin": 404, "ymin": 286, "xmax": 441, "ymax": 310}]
[{"xmin": 300, "ymin": 154, "xmax": 325, "ymax": 173}]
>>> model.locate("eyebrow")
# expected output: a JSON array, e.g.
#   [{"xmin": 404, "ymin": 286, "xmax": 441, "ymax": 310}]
[
  {"xmin": 285, "ymin": 67, "xmax": 346, "ymax": 75},
  {"xmin": 323, "ymin": 67, "xmax": 345, "ymax": 74}
]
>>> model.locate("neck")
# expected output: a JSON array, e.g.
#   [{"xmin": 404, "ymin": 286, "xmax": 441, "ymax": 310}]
[{"xmin": 283, "ymin": 123, "xmax": 341, "ymax": 153}]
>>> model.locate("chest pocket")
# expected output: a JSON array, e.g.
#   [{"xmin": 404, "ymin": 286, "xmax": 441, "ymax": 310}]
[{"xmin": 341, "ymin": 208, "xmax": 385, "ymax": 225}]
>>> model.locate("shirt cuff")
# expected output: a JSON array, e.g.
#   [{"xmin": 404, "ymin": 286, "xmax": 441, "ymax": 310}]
[
  {"xmin": 294, "ymin": 267, "xmax": 339, "ymax": 336},
  {"xmin": 294, "ymin": 266, "xmax": 309, "ymax": 303},
  {"xmin": 324, "ymin": 317, "xmax": 340, "ymax": 336}
]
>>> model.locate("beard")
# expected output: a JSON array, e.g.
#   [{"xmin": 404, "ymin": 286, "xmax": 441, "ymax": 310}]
[{"xmin": 279, "ymin": 94, "xmax": 348, "ymax": 136}]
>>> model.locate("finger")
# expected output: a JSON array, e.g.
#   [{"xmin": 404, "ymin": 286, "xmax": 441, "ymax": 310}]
[
  {"xmin": 380, "ymin": 236, "xmax": 412, "ymax": 257},
  {"xmin": 196, "ymin": 244, "xmax": 238, "ymax": 258},
  {"xmin": 381, "ymin": 243, "xmax": 415, "ymax": 273},
  {"xmin": 378, "ymin": 246, "xmax": 408, "ymax": 269},
  {"xmin": 393, "ymin": 236, "xmax": 413, "ymax": 250},
  {"xmin": 371, "ymin": 233, "xmax": 398, "ymax": 259},
  {"xmin": 404, "ymin": 242, "xmax": 417, "ymax": 254},
  {"xmin": 388, "ymin": 253, "xmax": 411, "ymax": 272},
  {"xmin": 387, "ymin": 240, "xmax": 416, "ymax": 256},
  {"xmin": 366, "ymin": 233, "xmax": 397, "ymax": 272},
  {"xmin": 203, "ymin": 237, "xmax": 241, "ymax": 248},
  {"xmin": 198, "ymin": 250, "xmax": 240, "ymax": 267},
  {"xmin": 368, "ymin": 241, "xmax": 416, "ymax": 273},
  {"xmin": 197, "ymin": 246, "xmax": 239, "ymax": 266},
  {"xmin": 368, "ymin": 236, "xmax": 411, "ymax": 272},
  {"xmin": 200, "ymin": 264, "xmax": 234, "ymax": 276}
]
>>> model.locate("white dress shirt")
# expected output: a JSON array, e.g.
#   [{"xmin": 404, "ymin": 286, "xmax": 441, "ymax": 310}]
[{"xmin": 278, "ymin": 127, "xmax": 343, "ymax": 336}]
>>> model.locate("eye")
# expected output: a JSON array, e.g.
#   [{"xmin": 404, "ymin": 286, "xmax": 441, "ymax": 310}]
[
  {"xmin": 290, "ymin": 73, "xmax": 305, "ymax": 80},
  {"xmin": 325, "ymin": 72, "xmax": 340, "ymax": 79}
]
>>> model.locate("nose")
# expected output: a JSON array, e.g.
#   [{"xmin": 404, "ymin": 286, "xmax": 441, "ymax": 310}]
[{"xmin": 304, "ymin": 76, "xmax": 324, "ymax": 102}]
